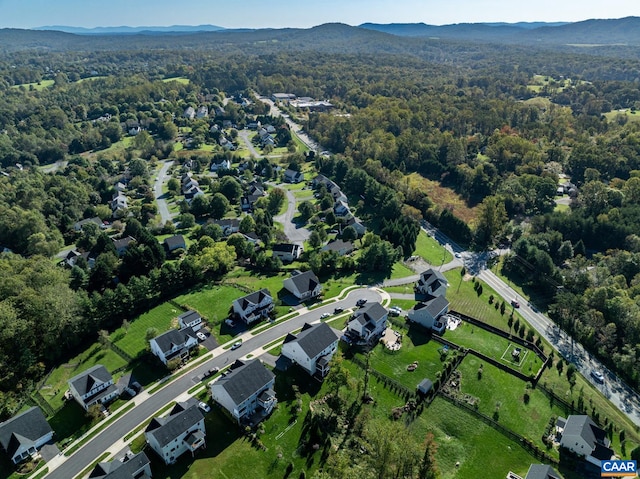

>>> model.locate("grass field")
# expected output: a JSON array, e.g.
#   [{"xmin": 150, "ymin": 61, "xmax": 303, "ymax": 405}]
[
  {"xmin": 162, "ymin": 77, "xmax": 190, "ymax": 84},
  {"xmin": 356, "ymin": 330, "xmax": 446, "ymax": 390},
  {"xmin": 445, "ymin": 324, "xmax": 543, "ymax": 375},
  {"xmin": 38, "ymin": 345, "xmax": 128, "ymax": 411},
  {"xmin": 111, "ymin": 302, "xmax": 180, "ymax": 358},
  {"xmin": 413, "ymin": 230, "xmax": 453, "ymax": 265},
  {"xmin": 11, "ymin": 79, "xmax": 54, "ymax": 90},
  {"xmin": 455, "ymin": 357, "xmax": 565, "ymax": 455},
  {"xmin": 603, "ymin": 108, "xmax": 640, "ymax": 123}
]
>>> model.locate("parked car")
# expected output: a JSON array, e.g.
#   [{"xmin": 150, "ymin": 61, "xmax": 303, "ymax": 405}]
[
  {"xmin": 198, "ymin": 401, "xmax": 211, "ymax": 413},
  {"xmin": 204, "ymin": 367, "xmax": 219, "ymax": 378},
  {"xmin": 320, "ymin": 313, "xmax": 330, "ymax": 319},
  {"xmin": 356, "ymin": 299, "xmax": 367, "ymax": 307},
  {"xmin": 591, "ymin": 370, "xmax": 605, "ymax": 383},
  {"xmin": 334, "ymin": 307, "xmax": 344, "ymax": 314},
  {"xmin": 511, "ymin": 299, "xmax": 520, "ymax": 308},
  {"xmin": 231, "ymin": 341, "xmax": 242, "ymax": 350},
  {"xmin": 196, "ymin": 331, "xmax": 207, "ymax": 341}
]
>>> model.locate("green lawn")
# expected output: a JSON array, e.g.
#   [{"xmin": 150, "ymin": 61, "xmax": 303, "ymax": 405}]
[
  {"xmin": 38, "ymin": 345, "xmax": 128, "ymax": 411},
  {"xmin": 356, "ymin": 332, "xmax": 447, "ymax": 390},
  {"xmin": 11, "ymin": 79, "xmax": 54, "ymax": 90},
  {"xmin": 413, "ymin": 231, "xmax": 453, "ymax": 265},
  {"xmin": 162, "ymin": 77, "xmax": 190, "ymax": 84},
  {"xmin": 111, "ymin": 302, "xmax": 179, "ymax": 358},
  {"xmin": 444, "ymin": 268, "xmax": 527, "ymax": 331},
  {"xmin": 455, "ymin": 357, "xmax": 564, "ymax": 455},
  {"xmin": 445, "ymin": 323, "xmax": 543, "ymax": 375}
]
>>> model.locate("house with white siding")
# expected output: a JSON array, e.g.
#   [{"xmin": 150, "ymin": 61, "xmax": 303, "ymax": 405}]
[
  {"xmin": 281, "ymin": 323, "xmax": 340, "ymax": 378},
  {"xmin": 145, "ymin": 403, "xmax": 205, "ymax": 465}
]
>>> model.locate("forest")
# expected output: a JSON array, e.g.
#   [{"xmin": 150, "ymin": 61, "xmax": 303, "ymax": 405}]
[{"xmin": 0, "ymin": 24, "xmax": 640, "ymax": 422}]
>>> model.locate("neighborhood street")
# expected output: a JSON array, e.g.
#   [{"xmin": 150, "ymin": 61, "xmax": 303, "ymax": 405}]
[
  {"xmin": 237, "ymin": 129, "xmax": 262, "ymax": 158},
  {"xmin": 43, "ymin": 287, "xmax": 384, "ymax": 479},
  {"xmin": 153, "ymin": 160, "xmax": 174, "ymax": 225}
]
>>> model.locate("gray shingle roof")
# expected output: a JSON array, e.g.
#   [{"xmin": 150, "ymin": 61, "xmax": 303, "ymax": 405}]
[
  {"xmin": 89, "ymin": 451, "xmax": 151, "ymax": 479},
  {"xmin": 216, "ymin": 360, "xmax": 275, "ymax": 405},
  {"xmin": 525, "ymin": 464, "xmax": 563, "ymax": 479},
  {"xmin": 273, "ymin": 243, "xmax": 298, "ymax": 253},
  {"xmin": 236, "ymin": 289, "xmax": 272, "ymax": 311},
  {"xmin": 287, "ymin": 270, "xmax": 320, "ymax": 295},
  {"xmin": 178, "ymin": 310, "xmax": 201, "ymax": 325},
  {"xmin": 418, "ymin": 268, "xmax": 448, "ymax": 293},
  {"xmin": 416, "ymin": 295, "xmax": 450, "ymax": 317},
  {"xmin": 355, "ymin": 302, "xmax": 387, "ymax": 323},
  {"xmin": 164, "ymin": 235, "xmax": 186, "ymax": 250},
  {"xmin": 145, "ymin": 403, "xmax": 203, "ymax": 448},
  {"xmin": 561, "ymin": 415, "xmax": 608, "ymax": 450},
  {"xmin": 0, "ymin": 407, "xmax": 52, "ymax": 458},
  {"xmin": 153, "ymin": 328, "xmax": 196, "ymax": 355},
  {"xmin": 283, "ymin": 323, "xmax": 339, "ymax": 359},
  {"xmin": 68, "ymin": 365, "xmax": 113, "ymax": 396}
]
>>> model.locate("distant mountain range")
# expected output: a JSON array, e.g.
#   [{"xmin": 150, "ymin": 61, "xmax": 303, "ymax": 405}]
[
  {"xmin": 359, "ymin": 16, "xmax": 640, "ymax": 44},
  {"xmin": 34, "ymin": 24, "xmax": 226, "ymax": 35}
]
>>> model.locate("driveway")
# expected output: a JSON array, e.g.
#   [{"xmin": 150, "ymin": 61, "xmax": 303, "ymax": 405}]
[
  {"xmin": 153, "ymin": 160, "xmax": 175, "ymax": 225},
  {"xmin": 237, "ymin": 130, "xmax": 262, "ymax": 158},
  {"xmin": 273, "ymin": 187, "xmax": 311, "ymax": 245}
]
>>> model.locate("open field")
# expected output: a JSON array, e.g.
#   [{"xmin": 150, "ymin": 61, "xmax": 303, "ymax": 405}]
[
  {"xmin": 111, "ymin": 302, "xmax": 179, "ymax": 358},
  {"xmin": 162, "ymin": 77, "xmax": 190, "ymax": 84},
  {"xmin": 413, "ymin": 230, "xmax": 453, "ymax": 265},
  {"xmin": 603, "ymin": 108, "xmax": 640, "ymax": 123},
  {"xmin": 11, "ymin": 79, "xmax": 54, "ymax": 90},
  {"xmin": 406, "ymin": 173, "xmax": 479, "ymax": 225}
]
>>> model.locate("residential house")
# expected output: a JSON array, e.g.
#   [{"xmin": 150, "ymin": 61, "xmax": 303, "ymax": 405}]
[
  {"xmin": 60, "ymin": 249, "xmax": 95, "ymax": 269},
  {"xmin": 196, "ymin": 106, "xmax": 208, "ymax": 119},
  {"xmin": 407, "ymin": 296, "xmax": 450, "ymax": 330},
  {"xmin": 114, "ymin": 181, "xmax": 127, "ymax": 193},
  {"xmin": 219, "ymin": 137, "xmax": 236, "ymax": 151},
  {"xmin": 333, "ymin": 200, "xmax": 350, "ymax": 217},
  {"xmin": 247, "ymin": 121, "xmax": 260, "ymax": 130},
  {"xmin": 232, "ymin": 289, "xmax": 274, "ymax": 324},
  {"xmin": 112, "ymin": 236, "xmax": 136, "ymax": 257},
  {"xmin": 248, "ymin": 184, "xmax": 265, "ymax": 197},
  {"xmin": 111, "ymin": 193, "xmax": 128, "ymax": 217},
  {"xmin": 237, "ymin": 161, "xmax": 252, "ymax": 172},
  {"xmin": 149, "ymin": 328, "xmax": 199, "ymax": 365},
  {"xmin": 177, "ymin": 310, "xmax": 203, "ymax": 332},
  {"xmin": 264, "ymin": 124, "xmax": 276, "ymax": 134},
  {"xmin": 524, "ymin": 464, "xmax": 564, "ymax": 479},
  {"xmin": 163, "ymin": 235, "xmax": 186, "ymax": 253},
  {"xmin": 344, "ymin": 217, "xmax": 366, "ymax": 237},
  {"xmin": 210, "ymin": 360, "xmax": 277, "ymax": 425},
  {"xmin": 88, "ymin": 451, "xmax": 152, "ymax": 479},
  {"xmin": 183, "ymin": 107, "xmax": 196, "ymax": 120},
  {"xmin": 240, "ymin": 194, "xmax": 262, "ymax": 212},
  {"xmin": 68, "ymin": 364, "xmax": 119, "ymax": 411},
  {"xmin": 210, "ymin": 157, "xmax": 232, "ymax": 173},
  {"xmin": 213, "ymin": 218, "xmax": 240, "ymax": 236},
  {"xmin": 184, "ymin": 185, "xmax": 204, "ymax": 201},
  {"xmin": 128, "ymin": 125, "xmax": 141, "ymax": 136},
  {"xmin": 558, "ymin": 415, "xmax": 614, "ymax": 477},
  {"xmin": 320, "ymin": 240, "xmax": 354, "ymax": 256},
  {"xmin": 73, "ymin": 216, "xmax": 103, "ymax": 232},
  {"xmin": 0, "ymin": 407, "xmax": 54, "ymax": 464},
  {"xmin": 209, "ymin": 124, "xmax": 220, "ymax": 133},
  {"xmin": 272, "ymin": 243, "xmax": 302, "ymax": 263},
  {"xmin": 283, "ymin": 270, "xmax": 322, "ymax": 301},
  {"xmin": 281, "ymin": 323, "xmax": 340, "ymax": 378},
  {"xmin": 222, "ymin": 120, "xmax": 233, "ymax": 129},
  {"xmin": 283, "ymin": 169, "xmax": 304, "ymax": 184},
  {"xmin": 345, "ymin": 302, "xmax": 388, "ymax": 345},
  {"xmin": 415, "ymin": 268, "xmax": 449, "ymax": 297},
  {"xmin": 145, "ymin": 402, "xmax": 205, "ymax": 465},
  {"xmin": 213, "ymin": 106, "xmax": 226, "ymax": 117}
]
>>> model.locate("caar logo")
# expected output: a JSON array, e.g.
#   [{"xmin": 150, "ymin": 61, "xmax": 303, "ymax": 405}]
[{"xmin": 601, "ymin": 460, "xmax": 637, "ymax": 477}]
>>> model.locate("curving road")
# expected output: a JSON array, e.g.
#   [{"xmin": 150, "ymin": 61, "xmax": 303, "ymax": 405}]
[
  {"xmin": 272, "ymin": 187, "xmax": 311, "ymax": 246},
  {"xmin": 153, "ymin": 160, "xmax": 174, "ymax": 225},
  {"xmin": 417, "ymin": 221, "xmax": 640, "ymax": 427},
  {"xmin": 44, "ymin": 287, "xmax": 384, "ymax": 479}
]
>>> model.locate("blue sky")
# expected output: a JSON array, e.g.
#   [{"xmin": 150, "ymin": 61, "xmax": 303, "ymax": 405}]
[{"xmin": 0, "ymin": 0, "xmax": 637, "ymax": 29}]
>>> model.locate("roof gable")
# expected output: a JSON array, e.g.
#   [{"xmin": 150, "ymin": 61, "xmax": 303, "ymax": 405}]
[
  {"xmin": 152, "ymin": 327, "xmax": 196, "ymax": 354},
  {"xmin": 287, "ymin": 323, "xmax": 340, "ymax": 359},
  {"xmin": 145, "ymin": 404, "xmax": 203, "ymax": 448},
  {"xmin": 216, "ymin": 360, "xmax": 275, "ymax": 405},
  {"xmin": 69, "ymin": 365, "xmax": 113, "ymax": 395},
  {"xmin": 0, "ymin": 407, "xmax": 52, "ymax": 456}
]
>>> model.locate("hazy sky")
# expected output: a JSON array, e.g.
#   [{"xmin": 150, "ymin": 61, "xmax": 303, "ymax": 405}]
[{"xmin": 0, "ymin": 0, "xmax": 637, "ymax": 29}]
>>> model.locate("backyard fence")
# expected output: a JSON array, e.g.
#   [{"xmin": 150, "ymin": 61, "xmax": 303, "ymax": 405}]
[
  {"xmin": 350, "ymin": 356, "xmax": 416, "ymax": 400},
  {"xmin": 110, "ymin": 342, "xmax": 135, "ymax": 363},
  {"xmin": 439, "ymin": 391, "xmax": 559, "ymax": 465}
]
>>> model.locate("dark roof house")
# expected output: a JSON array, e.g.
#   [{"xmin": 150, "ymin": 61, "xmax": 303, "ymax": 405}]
[
  {"xmin": 0, "ymin": 407, "xmax": 54, "ymax": 464},
  {"xmin": 88, "ymin": 451, "xmax": 152, "ymax": 479}
]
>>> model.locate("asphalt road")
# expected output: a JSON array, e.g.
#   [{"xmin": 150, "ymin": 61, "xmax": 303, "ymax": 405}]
[
  {"xmin": 153, "ymin": 160, "xmax": 174, "ymax": 225},
  {"xmin": 237, "ymin": 129, "xmax": 262, "ymax": 158},
  {"xmin": 44, "ymin": 287, "xmax": 382, "ymax": 479},
  {"xmin": 273, "ymin": 188, "xmax": 311, "ymax": 246}
]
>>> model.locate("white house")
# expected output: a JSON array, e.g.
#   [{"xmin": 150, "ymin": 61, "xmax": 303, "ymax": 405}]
[
  {"xmin": 232, "ymin": 289, "xmax": 274, "ymax": 324},
  {"xmin": 321, "ymin": 240, "xmax": 354, "ymax": 257},
  {"xmin": 0, "ymin": 407, "xmax": 54, "ymax": 464},
  {"xmin": 150, "ymin": 328, "xmax": 199, "ymax": 365},
  {"xmin": 558, "ymin": 415, "xmax": 614, "ymax": 472},
  {"xmin": 89, "ymin": 451, "xmax": 152, "ymax": 479},
  {"xmin": 272, "ymin": 243, "xmax": 302, "ymax": 263},
  {"xmin": 210, "ymin": 360, "xmax": 277, "ymax": 425},
  {"xmin": 210, "ymin": 157, "xmax": 232, "ymax": 173},
  {"xmin": 73, "ymin": 216, "xmax": 103, "ymax": 232},
  {"xmin": 345, "ymin": 302, "xmax": 388, "ymax": 345},
  {"xmin": 283, "ymin": 169, "xmax": 304, "ymax": 184},
  {"xmin": 178, "ymin": 310, "xmax": 203, "ymax": 332},
  {"xmin": 213, "ymin": 218, "xmax": 240, "ymax": 236},
  {"xmin": 196, "ymin": 106, "xmax": 208, "ymax": 119},
  {"xmin": 68, "ymin": 364, "xmax": 119, "ymax": 411},
  {"xmin": 183, "ymin": 107, "xmax": 196, "ymax": 120},
  {"xmin": 281, "ymin": 323, "xmax": 340, "ymax": 378},
  {"xmin": 283, "ymin": 270, "xmax": 322, "ymax": 301},
  {"xmin": 145, "ymin": 402, "xmax": 206, "ymax": 465},
  {"xmin": 415, "ymin": 268, "xmax": 449, "ymax": 297},
  {"xmin": 407, "ymin": 296, "xmax": 450, "ymax": 330},
  {"xmin": 112, "ymin": 236, "xmax": 136, "ymax": 257}
]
